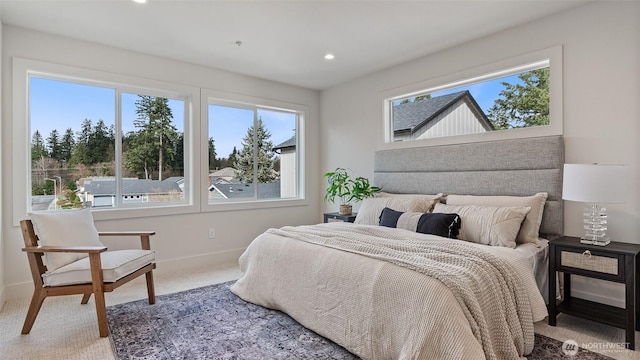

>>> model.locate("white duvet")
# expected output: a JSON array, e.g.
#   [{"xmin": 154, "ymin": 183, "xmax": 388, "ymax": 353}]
[{"xmin": 231, "ymin": 222, "xmax": 548, "ymax": 360}]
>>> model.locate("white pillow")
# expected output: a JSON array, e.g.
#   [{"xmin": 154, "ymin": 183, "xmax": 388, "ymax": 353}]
[
  {"xmin": 354, "ymin": 196, "xmax": 439, "ymax": 226},
  {"xmin": 433, "ymin": 203, "xmax": 531, "ymax": 248},
  {"xmin": 29, "ymin": 208, "xmax": 104, "ymax": 272},
  {"xmin": 445, "ymin": 192, "xmax": 547, "ymax": 246},
  {"xmin": 375, "ymin": 192, "xmax": 443, "ymax": 212}
]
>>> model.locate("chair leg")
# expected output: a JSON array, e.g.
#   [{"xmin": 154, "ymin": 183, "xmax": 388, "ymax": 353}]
[
  {"xmin": 21, "ymin": 288, "xmax": 47, "ymax": 334},
  {"xmin": 146, "ymin": 271, "xmax": 155, "ymax": 304},
  {"xmin": 93, "ymin": 291, "xmax": 108, "ymax": 337},
  {"xmin": 88, "ymin": 253, "xmax": 109, "ymax": 337},
  {"xmin": 81, "ymin": 293, "xmax": 92, "ymax": 304}
]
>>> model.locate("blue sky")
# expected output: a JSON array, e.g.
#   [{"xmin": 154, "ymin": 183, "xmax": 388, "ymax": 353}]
[
  {"xmin": 429, "ymin": 73, "xmax": 521, "ymax": 114},
  {"xmin": 208, "ymin": 105, "xmax": 296, "ymax": 158},
  {"xmin": 30, "ymin": 77, "xmax": 296, "ymax": 158}
]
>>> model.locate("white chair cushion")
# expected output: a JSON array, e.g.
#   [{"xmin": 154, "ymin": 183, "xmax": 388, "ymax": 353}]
[
  {"xmin": 29, "ymin": 208, "xmax": 104, "ymax": 272},
  {"xmin": 42, "ymin": 249, "xmax": 155, "ymax": 287}
]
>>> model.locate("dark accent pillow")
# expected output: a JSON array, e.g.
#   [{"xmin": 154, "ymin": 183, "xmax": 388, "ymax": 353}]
[{"xmin": 379, "ymin": 207, "xmax": 461, "ymax": 239}]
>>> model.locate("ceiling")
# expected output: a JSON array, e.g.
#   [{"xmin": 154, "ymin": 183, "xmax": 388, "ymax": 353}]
[{"xmin": 0, "ymin": 0, "xmax": 590, "ymax": 90}]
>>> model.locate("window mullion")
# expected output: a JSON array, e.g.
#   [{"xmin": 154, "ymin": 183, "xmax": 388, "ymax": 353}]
[
  {"xmin": 252, "ymin": 108, "xmax": 259, "ymax": 199},
  {"xmin": 115, "ymin": 90, "xmax": 123, "ymax": 207}
]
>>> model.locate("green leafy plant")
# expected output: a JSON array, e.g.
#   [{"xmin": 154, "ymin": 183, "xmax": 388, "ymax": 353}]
[{"xmin": 323, "ymin": 167, "xmax": 381, "ymax": 205}]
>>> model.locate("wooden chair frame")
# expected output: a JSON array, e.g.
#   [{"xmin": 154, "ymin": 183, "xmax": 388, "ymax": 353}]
[{"xmin": 20, "ymin": 219, "xmax": 156, "ymax": 337}]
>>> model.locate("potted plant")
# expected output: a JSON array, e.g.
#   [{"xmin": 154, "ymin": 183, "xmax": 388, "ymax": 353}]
[{"xmin": 323, "ymin": 167, "xmax": 381, "ymax": 215}]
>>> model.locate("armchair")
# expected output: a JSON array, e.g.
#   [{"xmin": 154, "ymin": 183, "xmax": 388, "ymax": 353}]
[{"xmin": 20, "ymin": 208, "xmax": 156, "ymax": 337}]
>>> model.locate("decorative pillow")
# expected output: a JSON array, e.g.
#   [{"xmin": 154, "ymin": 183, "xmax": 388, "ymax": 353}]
[
  {"xmin": 29, "ymin": 208, "xmax": 104, "ymax": 272},
  {"xmin": 445, "ymin": 192, "xmax": 548, "ymax": 246},
  {"xmin": 379, "ymin": 207, "xmax": 461, "ymax": 239},
  {"xmin": 432, "ymin": 203, "xmax": 531, "ymax": 248},
  {"xmin": 375, "ymin": 192, "xmax": 443, "ymax": 212},
  {"xmin": 354, "ymin": 196, "xmax": 439, "ymax": 226}
]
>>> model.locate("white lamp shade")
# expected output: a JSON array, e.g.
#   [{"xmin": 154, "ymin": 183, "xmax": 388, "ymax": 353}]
[{"xmin": 562, "ymin": 164, "xmax": 628, "ymax": 204}]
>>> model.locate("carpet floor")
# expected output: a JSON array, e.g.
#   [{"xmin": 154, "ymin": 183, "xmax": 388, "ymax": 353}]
[{"xmin": 107, "ymin": 281, "xmax": 614, "ymax": 360}]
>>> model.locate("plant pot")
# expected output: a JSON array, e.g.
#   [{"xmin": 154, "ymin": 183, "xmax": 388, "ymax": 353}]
[{"xmin": 339, "ymin": 204, "xmax": 352, "ymax": 215}]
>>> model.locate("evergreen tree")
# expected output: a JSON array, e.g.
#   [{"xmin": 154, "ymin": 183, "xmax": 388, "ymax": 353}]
[
  {"xmin": 87, "ymin": 119, "xmax": 114, "ymax": 164},
  {"xmin": 228, "ymin": 147, "xmax": 238, "ymax": 168},
  {"xmin": 70, "ymin": 118, "xmax": 93, "ymax": 165},
  {"xmin": 126, "ymin": 96, "xmax": 178, "ymax": 180},
  {"xmin": 31, "ymin": 130, "xmax": 47, "ymax": 161},
  {"xmin": 60, "ymin": 128, "xmax": 76, "ymax": 164},
  {"xmin": 234, "ymin": 117, "xmax": 277, "ymax": 183},
  {"xmin": 399, "ymin": 94, "xmax": 431, "ymax": 104},
  {"xmin": 46, "ymin": 129, "xmax": 61, "ymax": 160},
  {"xmin": 123, "ymin": 130, "xmax": 154, "ymax": 179},
  {"xmin": 208, "ymin": 137, "xmax": 218, "ymax": 170},
  {"xmin": 487, "ymin": 68, "xmax": 549, "ymax": 129},
  {"xmin": 171, "ymin": 133, "xmax": 185, "ymax": 176}
]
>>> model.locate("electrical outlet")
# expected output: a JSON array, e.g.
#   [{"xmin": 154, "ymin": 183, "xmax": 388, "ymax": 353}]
[{"xmin": 208, "ymin": 228, "xmax": 216, "ymax": 239}]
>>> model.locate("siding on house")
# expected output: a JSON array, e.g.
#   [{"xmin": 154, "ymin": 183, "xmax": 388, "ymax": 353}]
[
  {"xmin": 392, "ymin": 91, "xmax": 493, "ymax": 141},
  {"xmin": 412, "ymin": 99, "xmax": 491, "ymax": 140}
]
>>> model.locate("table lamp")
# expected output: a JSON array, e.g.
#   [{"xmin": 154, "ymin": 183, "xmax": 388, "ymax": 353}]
[{"xmin": 562, "ymin": 163, "xmax": 628, "ymax": 246}]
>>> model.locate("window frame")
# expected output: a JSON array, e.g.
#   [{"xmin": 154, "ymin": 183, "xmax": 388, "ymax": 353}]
[
  {"xmin": 379, "ymin": 46, "xmax": 563, "ymax": 149},
  {"xmin": 200, "ymin": 88, "xmax": 307, "ymax": 213},
  {"xmin": 12, "ymin": 57, "xmax": 201, "ymax": 223}
]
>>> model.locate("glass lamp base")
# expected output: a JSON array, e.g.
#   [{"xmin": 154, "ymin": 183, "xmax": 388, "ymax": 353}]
[
  {"xmin": 580, "ymin": 237, "xmax": 610, "ymax": 246},
  {"xmin": 581, "ymin": 203, "xmax": 610, "ymax": 246}
]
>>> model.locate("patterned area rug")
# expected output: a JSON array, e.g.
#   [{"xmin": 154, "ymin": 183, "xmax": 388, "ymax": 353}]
[{"xmin": 107, "ymin": 281, "xmax": 614, "ymax": 359}]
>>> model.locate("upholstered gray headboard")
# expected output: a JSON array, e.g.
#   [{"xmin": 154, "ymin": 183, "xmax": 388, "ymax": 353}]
[{"xmin": 374, "ymin": 136, "xmax": 564, "ymax": 237}]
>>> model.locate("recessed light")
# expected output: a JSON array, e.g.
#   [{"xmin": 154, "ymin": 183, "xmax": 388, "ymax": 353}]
[
  {"xmin": 324, "ymin": 53, "xmax": 335, "ymax": 60},
  {"xmin": 132, "ymin": 0, "xmax": 148, "ymax": 4}
]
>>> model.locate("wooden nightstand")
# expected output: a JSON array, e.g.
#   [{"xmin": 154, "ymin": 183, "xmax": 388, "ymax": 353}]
[
  {"xmin": 548, "ymin": 236, "xmax": 640, "ymax": 350},
  {"xmin": 323, "ymin": 212, "xmax": 357, "ymax": 223}
]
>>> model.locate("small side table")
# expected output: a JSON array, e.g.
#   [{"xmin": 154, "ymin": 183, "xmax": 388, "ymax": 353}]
[
  {"xmin": 548, "ymin": 236, "xmax": 640, "ymax": 350},
  {"xmin": 323, "ymin": 212, "xmax": 357, "ymax": 223}
]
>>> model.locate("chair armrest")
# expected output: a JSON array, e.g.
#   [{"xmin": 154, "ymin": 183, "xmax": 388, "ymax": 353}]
[
  {"xmin": 98, "ymin": 231, "xmax": 155, "ymax": 237},
  {"xmin": 98, "ymin": 231, "xmax": 155, "ymax": 250},
  {"xmin": 22, "ymin": 245, "xmax": 107, "ymax": 254}
]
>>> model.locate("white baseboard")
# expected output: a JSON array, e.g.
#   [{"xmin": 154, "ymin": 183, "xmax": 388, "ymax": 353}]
[
  {"xmin": 571, "ymin": 288, "xmax": 625, "ymax": 308},
  {"xmin": 0, "ymin": 286, "xmax": 6, "ymax": 313},
  {"xmin": 0, "ymin": 248, "xmax": 245, "ymax": 304},
  {"xmin": 153, "ymin": 248, "xmax": 244, "ymax": 274}
]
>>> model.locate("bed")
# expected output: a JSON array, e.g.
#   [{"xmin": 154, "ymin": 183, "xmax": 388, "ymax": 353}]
[{"xmin": 231, "ymin": 136, "xmax": 564, "ymax": 360}]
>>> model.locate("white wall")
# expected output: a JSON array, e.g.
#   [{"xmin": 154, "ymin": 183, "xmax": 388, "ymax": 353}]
[
  {"xmin": 0, "ymin": 17, "xmax": 4, "ymax": 309},
  {"xmin": 320, "ymin": 1, "xmax": 640, "ymax": 306},
  {"xmin": 1, "ymin": 25, "xmax": 321, "ymax": 300}
]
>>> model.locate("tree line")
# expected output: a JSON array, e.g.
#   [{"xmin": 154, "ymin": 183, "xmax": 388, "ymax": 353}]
[
  {"xmin": 32, "ymin": 96, "xmax": 186, "ymax": 195},
  {"xmin": 32, "ymin": 96, "xmax": 282, "ymax": 195}
]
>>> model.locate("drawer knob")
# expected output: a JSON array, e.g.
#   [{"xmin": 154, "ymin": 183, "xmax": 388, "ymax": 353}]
[{"xmin": 583, "ymin": 250, "xmax": 592, "ymax": 259}]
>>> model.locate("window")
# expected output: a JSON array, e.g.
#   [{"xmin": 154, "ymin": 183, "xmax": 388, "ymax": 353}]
[
  {"xmin": 207, "ymin": 100, "xmax": 301, "ymax": 203},
  {"xmin": 29, "ymin": 76, "xmax": 188, "ymax": 211},
  {"xmin": 382, "ymin": 46, "xmax": 562, "ymax": 147},
  {"xmin": 13, "ymin": 58, "xmax": 307, "ymax": 222},
  {"xmin": 13, "ymin": 58, "xmax": 197, "ymax": 219}
]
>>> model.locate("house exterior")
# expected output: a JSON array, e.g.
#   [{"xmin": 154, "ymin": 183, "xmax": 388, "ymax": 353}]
[
  {"xmin": 79, "ymin": 177, "xmax": 182, "ymax": 207},
  {"xmin": 209, "ymin": 168, "xmax": 282, "ymax": 200},
  {"xmin": 209, "ymin": 180, "xmax": 281, "ymax": 200},
  {"xmin": 392, "ymin": 91, "xmax": 494, "ymax": 141},
  {"xmin": 273, "ymin": 135, "xmax": 297, "ymax": 199}
]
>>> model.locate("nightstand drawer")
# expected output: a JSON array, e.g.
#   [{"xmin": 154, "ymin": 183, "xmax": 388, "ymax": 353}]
[
  {"xmin": 561, "ymin": 250, "xmax": 618, "ymax": 274},
  {"xmin": 556, "ymin": 246, "xmax": 624, "ymax": 281}
]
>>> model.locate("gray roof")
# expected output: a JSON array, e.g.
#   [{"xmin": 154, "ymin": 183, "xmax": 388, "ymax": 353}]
[
  {"xmin": 83, "ymin": 179, "xmax": 181, "ymax": 195},
  {"xmin": 163, "ymin": 176, "xmax": 184, "ymax": 185},
  {"xmin": 209, "ymin": 167, "xmax": 236, "ymax": 178},
  {"xmin": 273, "ymin": 135, "xmax": 296, "ymax": 151},
  {"xmin": 392, "ymin": 90, "xmax": 493, "ymax": 133},
  {"xmin": 211, "ymin": 181, "xmax": 281, "ymax": 199}
]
